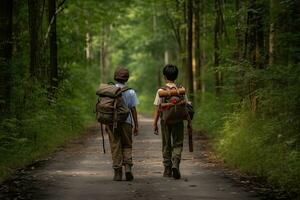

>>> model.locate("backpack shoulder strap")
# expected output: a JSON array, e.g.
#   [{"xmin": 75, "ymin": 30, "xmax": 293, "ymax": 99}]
[{"xmin": 120, "ymin": 86, "xmax": 132, "ymax": 93}]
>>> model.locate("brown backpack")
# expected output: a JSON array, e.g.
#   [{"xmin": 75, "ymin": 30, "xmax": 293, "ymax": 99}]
[
  {"xmin": 96, "ymin": 83, "xmax": 131, "ymax": 128},
  {"xmin": 159, "ymin": 85, "xmax": 192, "ymax": 124}
]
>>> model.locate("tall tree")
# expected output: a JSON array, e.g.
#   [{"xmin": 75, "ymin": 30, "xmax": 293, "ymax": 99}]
[
  {"xmin": 193, "ymin": 0, "xmax": 201, "ymax": 93},
  {"xmin": 100, "ymin": 24, "xmax": 110, "ymax": 83},
  {"xmin": 214, "ymin": 0, "xmax": 225, "ymax": 96},
  {"xmin": 85, "ymin": 32, "xmax": 91, "ymax": 59},
  {"xmin": 186, "ymin": 0, "xmax": 194, "ymax": 101},
  {"xmin": 0, "ymin": 0, "xmax": 13, "ymax": 115},
  {"xmin": 268, "ymin": 0, "xmax": 274, "ymax": 66},
  {"xmin": 48, "ymin": 0, "xmax": 58, "ymax": 93},
  {"xmin": 28, "ymin": 0, "xmax": 43, "ymax": 80},
  {"xmin": 244, "ymin": 0, "xmax": 267, "ymax": 112},
  {"xmin": 234, "ymin": 0, "xmax": 244, "ymax": 98},
  {"xmin": 163, "ymin": 0, "xmax": 187, "ymax": 84},
  {"xmin": 245, "ymin": 0, "xmax": 267, "ymax": 69}
]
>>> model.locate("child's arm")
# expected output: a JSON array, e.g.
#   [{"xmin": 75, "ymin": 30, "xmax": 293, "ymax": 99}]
[
  {"xmin": 153, "ymin": 106, "xmax": 160, "ymax": 135},
  {"xmin": 131, "ymin": 107, "xmax": 139, "ymax": 136}
]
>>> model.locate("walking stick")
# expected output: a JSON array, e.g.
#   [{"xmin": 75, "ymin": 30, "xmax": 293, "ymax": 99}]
[
  {"xmin": 100, "ymin": 123, "xmax": 106, "ymax": 154},
  {"xmin": 187, "ymin": 114, "xmax": 193, "ymax": 152},
  {"xmin": 188, "ymin": 125, "xmax": 193, "ymax": 152}
]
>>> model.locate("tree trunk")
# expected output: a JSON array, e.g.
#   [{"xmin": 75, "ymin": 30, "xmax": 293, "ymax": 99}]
[
  {"xmin": 100, "ymin": 24, "xmax": 110, "ymax": 83},
  {"xmin": 245, "ymin": 0, "xmax": 267, "ymax": 112},
  {"xmin": 180, "ymin": 0, "xmax": 187, "ymax": 86},
  {"xmin": 0, "ymin": 0, "xmax": 13, "ymax": 115},
  {"xmin": 152, "ymin": 7, "xmax": 161, "ymax": 88},
  {"xmin": 200, "ymin": 0, "xmax": 206, "ymax": 100},
  {"xmin": 48, "ymin": 0, "xmax": 58, "ymax": 93},
  {"xmin": 186, "ymin": 0, "xmax": 194, "ymax": 102},
  {"xmin": 193, "ymin": 0, "xmax": 201, "ymax": 93},
  {"xmin": 100, "ymin": 30, "xmax": 107, "ymax": 83},
  {"xmin": 289, "ymin": 0, "xmax": 300, "ymax": 64},
  {"xmin": 234, "ymin": 0, "xmax": 244, "ymax": 98},
  {"xmin": 214, "ymin": 0, "xmax": 223, "ymax": 96},
  {"xmin": 85, "ymin": 32, "xmax": 91, "ymax": 59},
  {"xmin": 28, "ymin": 0, "xmax": 41, "ymax": 79}
]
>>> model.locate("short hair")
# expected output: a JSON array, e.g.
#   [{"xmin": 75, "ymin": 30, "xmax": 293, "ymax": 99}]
[
  {"xmin": 114, "ymin": 67, "xmax": 129, "ymax": 83},
  {"xmin": 163, "ymin": 64, "xmax": 178, "ymax": 81}
]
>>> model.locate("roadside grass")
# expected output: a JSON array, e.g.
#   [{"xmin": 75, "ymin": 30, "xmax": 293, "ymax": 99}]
[
  {"xmin": 194, "ymin": 91, "xmax": 300, "ymax": 198},
  {"xmin": 0, "ymin": 63, "xmax": 98, "ymax": 182}
]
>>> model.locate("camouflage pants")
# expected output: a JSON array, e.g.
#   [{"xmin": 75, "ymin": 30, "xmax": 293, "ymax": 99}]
[
  {"xmin": 107, "ymin": 123, "xmax": 133, "ymax": 169},
  {"xmin": 160, "ymin": 120, "xmax": 184, "ymax": 167}
]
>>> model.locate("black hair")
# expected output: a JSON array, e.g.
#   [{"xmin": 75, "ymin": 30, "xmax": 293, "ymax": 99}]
[{"xmin": 163, "ymin": 64, "xmax": 178, "ymax": 81}]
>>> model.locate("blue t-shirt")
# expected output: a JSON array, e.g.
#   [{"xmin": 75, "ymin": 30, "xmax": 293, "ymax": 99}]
[{"xmin": 115, "ymin": 83, "xmax": 139, "ymax": 126}]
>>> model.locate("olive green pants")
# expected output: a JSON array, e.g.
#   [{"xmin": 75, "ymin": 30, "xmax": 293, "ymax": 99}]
[
  {"xmin": 160, "ymin": 120, "xmax": 184, "ymax": 167},
  {"xmin": 107, "ymin": 123, "xmax": 133, "ymax": 169}
]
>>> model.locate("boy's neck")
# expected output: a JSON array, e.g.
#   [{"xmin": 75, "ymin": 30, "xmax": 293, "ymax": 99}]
[
  {"xmin": 165, "ymin": 80, "xmax": 175, "ymax": 84},
  {"xmin": 116, "ymin": 81, "xmax": 125, "ymax": 85}
]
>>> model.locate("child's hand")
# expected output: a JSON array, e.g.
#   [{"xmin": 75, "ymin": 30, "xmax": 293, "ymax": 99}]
[
  {"xmin": 153, "ymin": 124, "xmax": 159, "ymax": 135},
  {"xmin": 133, "ymin": 126, "xmax": 139, "ymax": 136}
]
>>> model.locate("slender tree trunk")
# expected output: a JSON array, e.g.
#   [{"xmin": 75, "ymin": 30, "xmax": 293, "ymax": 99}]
[
  {"xmin": 245, "ymin": 0, "xmax": 267, "ymax": 112},
  {"xmin": 214, "ymin": 0, "xmax": 223, "ymax": 96},
  {"xmin": 234, "ymin": 0, "xmax": 244, "ymax": 98},
  {"xmin": 100, "ymin": 24, "xmax": 111, "ymax": 83},
  {"xmin": 152, "ymin": 6, "xmax": 161, "ymax": 87},
  {"xmin": 235, "ymin": 0, "xmax": 243, "ymax": 62},
  {"xmin": 186, "ymin": 0, "xmax": 194, "ymax": 102},
  {"xmin": 28, "ymin": 0, "xmax": 41, "ymax": 79},
  {"xmin": 100, "ymin": 29, "xmax": 107, "ymax": 83},
  {"xmin": 200, "ymin": 0, "xmax": 206, "ymax": 100},
  {"xmin": 156, "ymin": 52, "xmax": 162, "ymax": 87},
  {"xmin": 289, "ymin": 0, "xmax": 300, "ymax": 64},
  {"xmin": 194, "ymin": 0, "xmax": 201, "ymax": 93},
  {"xmin": 256, "ymin": 4, "xmax": 265, "ymax": 70},
  {"xmin": 268, "ymin": 23, "xmax": 274, "ymax": 66},
  {"xmin": 181, "ymin": 0, "xmax": 187, "ymax": 86},
  {"xmin": 0, "ymin": 0, "xmax": 13, "ymax": 115},
  {"xmin": 246, "ymin": 0, "xmax": 257, "ymax": 112},
  {"xmin": 48, "ymin": 0, "xmax": 58, "ymax": 92},
  {"xmin": 85, "ymin": 32, "xmax": 91, "ymax": 59},
  {"xmin": 268, "ymin": 0, "xmax": 274, "ymax": 66}
]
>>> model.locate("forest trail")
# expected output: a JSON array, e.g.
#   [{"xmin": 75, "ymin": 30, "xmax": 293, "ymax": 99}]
[{"xmin": 0, "ymin": 116, "xmax": 260, "ymax": 200}]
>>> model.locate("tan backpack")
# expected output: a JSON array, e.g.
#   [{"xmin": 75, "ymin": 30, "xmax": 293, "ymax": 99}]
[{"xmin": 96, "ymin": 83, "xmax": 131, "ymax": 128}]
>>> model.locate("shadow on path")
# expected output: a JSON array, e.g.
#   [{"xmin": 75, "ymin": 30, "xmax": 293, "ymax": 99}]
[{"xmin": 0, "ymin": 116, "xmax": 260, "ymax": 200}]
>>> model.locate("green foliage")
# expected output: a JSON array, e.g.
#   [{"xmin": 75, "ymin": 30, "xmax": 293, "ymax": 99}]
[
  {"xmin": 191, "ymin": 0, "xmax": 300, "ymax": 196},
  {"xmin": 1, "ymin": 0, "xmax": 299, "ymax": 197},
  {"xmin": 0, "ymin": 61, "xmax": 99, "ymax": 180},
  {"xmin": 194, "ymin": 64, "xmax": 300, "ymax": 196},
  {"xmin": 218, "ymin": 110, "xmax": 300, "ymax": 196}
]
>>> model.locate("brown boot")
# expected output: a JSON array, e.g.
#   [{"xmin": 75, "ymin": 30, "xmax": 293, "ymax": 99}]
[
  {"xmin": 163, "ymin": 166, "xmax": 172, "ymax": 177},
  {"xmin": 113, "ymin": 168, "xmax": 122, "ymax": 181},
  {"xmin": 125, "ymin": 164, "xmax": 134, "ymax": 181}
]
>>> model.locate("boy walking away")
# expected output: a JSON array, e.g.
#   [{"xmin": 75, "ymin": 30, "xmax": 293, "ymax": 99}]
[
  {"xmin": 153, "ymin": 64, "xmax": 192, "ymax": 179},
  {"xmin": 96, "ymin": 67, "xmax": 139, "ymax": 181}
]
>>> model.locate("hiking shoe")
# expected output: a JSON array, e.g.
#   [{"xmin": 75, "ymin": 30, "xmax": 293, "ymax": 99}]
[
  {"xmin": 172, "ymin": 167, "xmax": 181, "ymax": 179},
  {"xmin": 113, "ymin": 168, "xmax": 122, "ymax": 181},
  {"xmin": 125, "ymin": 165, "xmax": 134, "ymax": 181},
  {"xmin": 163, "ymin": 166, "xmax": 172, "ymax": 177}
]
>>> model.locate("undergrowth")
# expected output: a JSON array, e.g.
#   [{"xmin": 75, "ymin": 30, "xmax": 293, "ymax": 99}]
[
  {"xmin": 194, "ymin": 65, "xmax": 300, "ymax": 197},
  {"xmin": 0, "ymin": 63, "xmax": 98, "ymax": 181}
]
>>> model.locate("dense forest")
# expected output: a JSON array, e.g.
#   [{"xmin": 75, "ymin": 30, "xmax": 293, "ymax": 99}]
[{"xmin": 0, "ymin": 0, "xmax": 299, "ymax": 197}]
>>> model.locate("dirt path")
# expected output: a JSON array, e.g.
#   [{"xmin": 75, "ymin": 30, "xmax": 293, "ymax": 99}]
[{"xmin": 0, "ymin": 116, "xmax": 261, "ymax": 200}]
